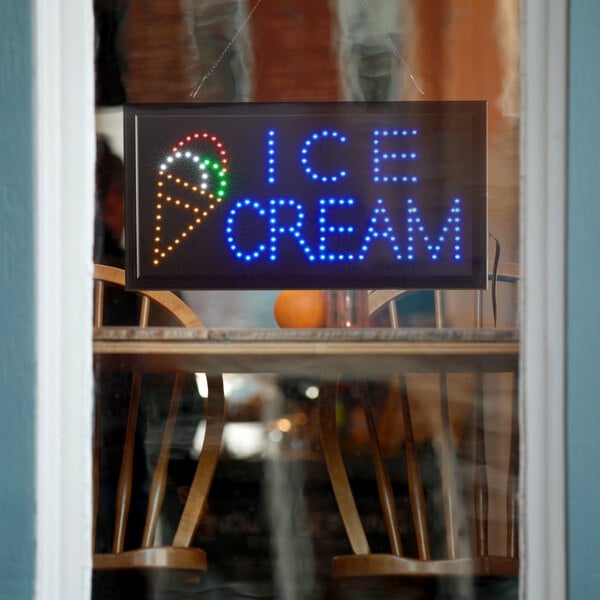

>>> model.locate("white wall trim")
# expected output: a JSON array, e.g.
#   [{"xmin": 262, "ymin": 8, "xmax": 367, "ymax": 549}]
[
  {"xmin": 34, "ymin": 0, "xmax": 96, "ymax": 598},
  {"xmin": 520, "ymin": 0, "xmax": 568, "ymax": 598}
]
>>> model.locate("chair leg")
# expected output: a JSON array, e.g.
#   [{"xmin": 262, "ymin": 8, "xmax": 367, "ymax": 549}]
[{"xmin": 474, "ymin": 372, "xmax": 489, "ymax": 557}]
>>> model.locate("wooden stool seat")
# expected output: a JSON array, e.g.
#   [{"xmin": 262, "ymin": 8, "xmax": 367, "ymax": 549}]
[
  {"xmin": 94, "ymin": 546, "xmax": 207, "ymax": 571},
  {"xmin": 333, "ymin": 553, "xmax": 519, "ymax": 581}
]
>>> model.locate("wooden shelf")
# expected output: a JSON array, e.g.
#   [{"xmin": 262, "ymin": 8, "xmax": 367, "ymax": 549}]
[{"xmin": 94, "ymin": 327, "xmax": 519, "ymax": 377}]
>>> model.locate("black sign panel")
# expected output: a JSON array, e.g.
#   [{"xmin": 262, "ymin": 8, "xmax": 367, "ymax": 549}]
[{"xmin": 124, "ymin": 102, "xmax": 487, "ymax": 290}]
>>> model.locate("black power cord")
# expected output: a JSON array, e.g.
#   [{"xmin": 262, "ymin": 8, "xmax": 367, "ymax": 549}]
[{"xmin": 488, "ymin": 233, "xmax": 501, "ymax": 327}]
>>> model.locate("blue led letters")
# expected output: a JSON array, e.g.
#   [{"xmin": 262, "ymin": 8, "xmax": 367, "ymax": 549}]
[
  {"xmin": 223, "ymin": 128, "xmax": 463, "ymax": 265},
  {"xmin": 125, "ymin": 102, "xmax": 486, "ymax": 290}
]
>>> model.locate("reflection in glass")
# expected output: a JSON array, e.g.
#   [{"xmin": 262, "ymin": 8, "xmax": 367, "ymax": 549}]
[{"xmin": 94, "ymin": 2, "xmax": 521, "ymax": 598}]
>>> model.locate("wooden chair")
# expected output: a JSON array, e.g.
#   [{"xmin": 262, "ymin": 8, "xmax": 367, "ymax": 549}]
[
  {"xmin": 92, "ymin": 264, "xmax": 224, "ymax": 586},
  {"xmin": 319, "ymin": 262, "xmax": 520, "ymax": 596}
]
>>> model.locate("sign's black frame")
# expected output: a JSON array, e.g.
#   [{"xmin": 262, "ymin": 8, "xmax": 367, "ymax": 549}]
[{"xmin": 124, "ymin": 101, "xmax": 487, "ymax": 290}]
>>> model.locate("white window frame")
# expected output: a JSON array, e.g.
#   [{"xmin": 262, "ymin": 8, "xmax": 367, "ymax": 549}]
[
  {"xmin": 34, "ymin": 1, "xmax": 95, "ymax": 598},
  {"xmin": 34, "ymin": 0, "xmax": 568, "ymax": 598},
  {"xmin": 520, "ymin": 1, "xmax": 567, "ymax": 598}
]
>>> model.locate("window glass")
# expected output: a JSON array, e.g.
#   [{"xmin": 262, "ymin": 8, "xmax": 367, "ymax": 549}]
[{"xmin": 93, "ymin": 2, "xmax": 520, "ymax": 598}]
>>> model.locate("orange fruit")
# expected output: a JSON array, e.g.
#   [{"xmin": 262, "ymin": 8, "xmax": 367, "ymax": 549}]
[{"xmin": 273, "ymin": 290, "xmax": 326, "ymax": 328}]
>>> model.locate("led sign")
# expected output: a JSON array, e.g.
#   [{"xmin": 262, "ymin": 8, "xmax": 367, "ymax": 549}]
[{"xmin": 124, "ymin": 102, "xmax": 487, "ymax": 290}]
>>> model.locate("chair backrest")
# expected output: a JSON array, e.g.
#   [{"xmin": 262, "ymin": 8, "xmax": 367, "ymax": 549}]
[
  {"xmin": 92, "ymin": 264, "xmax": 224, "ymax": 572},
  {"xmin": 319, "ymin": 261, "xmax": 520, "ymax": 590},
  {"xmin": 368, "ymin": 261, "xmax": 520, "ymax": 330}
]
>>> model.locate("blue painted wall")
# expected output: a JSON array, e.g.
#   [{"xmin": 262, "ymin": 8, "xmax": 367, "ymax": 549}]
[
  {"xmin": 567, "ymin": 1, "xmax": 600, "ymax": 598},
  {"xmin": 0, "ymin": 0, "xmax": 596, "ymax": 597},
  {"xmin": 0, "ymin": 1, "xmax": 35, "ymax": 598}
]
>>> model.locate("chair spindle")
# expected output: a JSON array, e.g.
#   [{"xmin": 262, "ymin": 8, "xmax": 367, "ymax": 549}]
[
  {"xmin": 360, "ymin": 380, "xmax": 403, "ymax": 556},
  {"xmin": 92, "ymin": 279, "xmax": 104, "ymax": 550},
  {"xmin": 506, "ymin": 372, "xmax": 519, "ymax": 559},
  {"xmin": 173, "ymin": 375, "xmax": 226, "ymax": 547},
  {"xmin": 439, "ymin": 373, "xmax": 461, "ymax": 559},
  {"xmin": 112, "ymin": 372, "xmax": 143, "ymax": 553},
  {"xmin": 142, "ymin": 372, "xmax": 185, "ymax": 548},
  {"xmin": 474, "ymin": 372, "xmax": 489, "ymax": 557},
  {"xmin": 94, "ymin": 280, "xmax": 105, "ymax": 327},
  {"xmin": 319, "ymin": 378, "xmax": 370, "ymax": 555},
  {"xmin": 397, "ymin": 373, "xmax": 430, "ymax": 560}
]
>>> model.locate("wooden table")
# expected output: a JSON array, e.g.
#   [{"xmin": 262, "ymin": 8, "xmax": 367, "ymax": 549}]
[{"xmin": 93, "ymin": 327, "xmax": 519, "ymax": 377}]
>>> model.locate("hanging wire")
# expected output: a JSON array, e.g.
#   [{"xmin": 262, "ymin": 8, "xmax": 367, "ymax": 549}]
[
  {"xmin": 361, "ymin": 0, "xmax": 426, "ymax": 97},
  {"xmin": 189, "ymin": 0, "xmax": 425, "ymax": 99},
  {"xmin": 190, "ymin": 0, "xmax": 264, "ymax": 99}
]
